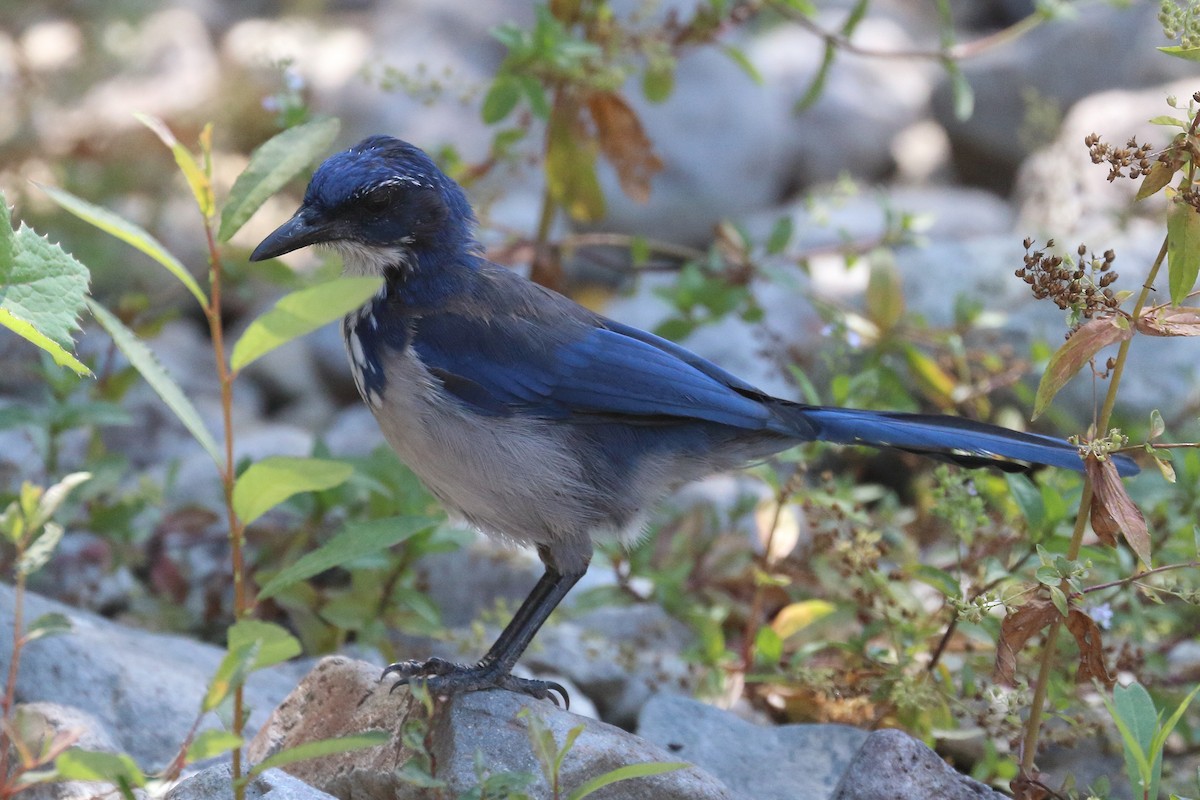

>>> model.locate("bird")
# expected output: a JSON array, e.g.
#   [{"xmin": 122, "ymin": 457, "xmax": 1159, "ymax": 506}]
[{"xmin": 250, "ymin": 135, "xmax": 1139, "ymax": 707}]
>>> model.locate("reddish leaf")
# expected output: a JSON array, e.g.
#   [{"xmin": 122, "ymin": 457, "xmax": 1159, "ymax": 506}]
[
  {"xmin": 1066, "ymin": 608, "xmax": 1115, "ymax": 688},
  {"xmin": 1033, "ymin": 317, "xmax": 1131, "ymax": 419},
  {"xmin": 995, "ymin": 596, "xmax": 1059, "ymax": 685},
  {"xmin": 586, "ymin": 91, "xmax": 663, "ymax": 204},
  {"xmin": 1135, "ymin": 306, "xmax": 1200, "ymax": 336},
  {"xmin": 1087, "ymin": 455, "xmax": 1151, "ymax": 567}
]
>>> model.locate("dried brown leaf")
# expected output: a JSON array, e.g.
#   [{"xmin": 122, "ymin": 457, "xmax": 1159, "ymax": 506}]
[
  {"xmin": 1135, "ymin": 306, "xmax": 1200, "ymax": 336},
  {"xmin": 1033, "ymin": 317, "xmax": 1131, "ymax": 419},
  {"xmin": 586, "ymin": 91, "xmax": 663, "ymax": 204},
  {"xmin": 1066, "ymin": 608, "xmax": 1115, "ymax": 688},
  {"xmin": 1087, "ymin": 455, "xmax": 1151, "ymax": 567},
  {"xmin": 995, "ymin": 596, "xmax": 1058, "ymax": 685}
]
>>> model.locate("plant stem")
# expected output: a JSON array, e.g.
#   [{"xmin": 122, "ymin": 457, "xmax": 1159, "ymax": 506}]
[
  {"xmin": 202, "ymin": 224, "xmax": 247, "ymax": 792},
  {"xmin": 1020, "ymin": 236, "xmax": 1168, "ymax": 775},
  {"xmin": 0, "ymin": 566, "xmax": 26, "ymax": 786}
]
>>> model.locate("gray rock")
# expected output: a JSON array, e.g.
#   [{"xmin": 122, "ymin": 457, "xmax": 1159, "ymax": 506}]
[
  {"xmin": 248, "ymin": 655, "xmax": 733, "ymax": 800},
  {"xmin": 933, "ymin": 3, "xmax": 1197, "ymax": 190},
  {"xmin": 166, "ymin": 764, "xmax": 338, "ymax": 800},
  {"xmin": 530, "ymin": 604, "xmax": 697, "ymax": 729},
  {"xmin": 1015, "ymin": 77, "xmax": 1199, "ymax": 239},
  {"xmin": 639, "ymin": 693, "xmax": 867, "ymax": 799},
  {"xmin": 831, "ymin": 728, "xmax": 1004, "ymax": 799},
  {"xmin": 0, "ymin": 584, "xmax": 300, "ymax": 772}
]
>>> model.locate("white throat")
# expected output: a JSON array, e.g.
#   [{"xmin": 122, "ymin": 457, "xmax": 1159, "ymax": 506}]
[{"xmin": 329, "ymin": 240, "xmax": 413, "ymax": 277}]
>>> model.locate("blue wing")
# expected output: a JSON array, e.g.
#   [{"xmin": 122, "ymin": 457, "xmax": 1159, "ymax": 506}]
[{"xmin": 408, "ymin": 276, "xmax": 773, "ymax": 429}]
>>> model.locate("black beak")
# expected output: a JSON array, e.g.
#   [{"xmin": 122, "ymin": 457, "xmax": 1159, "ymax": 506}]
[{"xmin": 249, "ymin": 207, "xmax": 332, "ymax": 261}]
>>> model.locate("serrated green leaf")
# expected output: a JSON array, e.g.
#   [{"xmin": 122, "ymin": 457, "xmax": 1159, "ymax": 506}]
[
  {"xmin": 567, "ymin": 762, "xmax": 688, "ymax": 800},
  {"xmin": 1158, "ymin": 45, "xmax": 1200, "ymax": 62},
  {"xmin": 135, "ymin": 114, "xmax": 215, "ymax": 220},
  {"xmin": 1167, "ymin": 200, "xmax": 1200, "ymax": 306},
  {"xmin": 204, "ymin": 640, "xmax": 259, "ymax": 712},
  {"xmin": 219, "ymin": 117, "xmax": 341, "ymax": 242},
  {"xmin": 257, "ymin": 515, "xmax": 438, "ymax": 599},
  {"xmin": 248, "ymin": 732, "xmax": 389, "ymax": 777},
  {"xmin": 482, "ymin": 75, "xmax": 522, "ymax": 123},
  {"xmin": 186, "ymin": 730, "xmax": 243, "ymax": 763},
  {"xmin": 87, "ymin": 299, "xmax": 221, "ymax": 465},
  {"xmin": 233, "ymin": 456, "xmax": 353, "ymax": 526},
  {"xmin": 38, "ymin": 183, "xmax": 207, "ymax": 307},
  {"xmin": 0, "ymin": 308, "xmax": 90, "ymax": 376},
  {"xmin": 0, "ymin": 200, "xmax": 91, "ymax": 347},
  {"xmin": 55, "ymin": 750, "xmax": 145, "ymax": 787},
  {"xmin": 227, "ymin": 619, "xmax": 301, "ymax": 671},
  {"xmin": 25, "ymin": 612, "xmax": 72, "ymax": 642},
  {"xmin": 230, "ymin": 275, "xmax": 382, "ymax": 372}
]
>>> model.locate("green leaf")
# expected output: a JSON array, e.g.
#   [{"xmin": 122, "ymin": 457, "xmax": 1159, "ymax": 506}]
[
  {"xmin": 230, "ymin": 276, "xmax": 382, "ymax": 372},
  {"xmin": 0, "ymin": 198, "xmax": 91, "ymax": 347},
  {"xmin": 29, "ymin": 471, "xmax": 91, "ymax": 533},
  {"xmin": 545, "ymin": 105, "xmax": 605, "ymax": 222},
  {"xmin": 0, "ymin": 308, "xmax": 90, "ymax": 376},
  {"xmin": 866, "ymin": 253, "xmax": 905, "ymax": 333},
  {"xmin": 720, "ymin": 44, "xmax": 763, "ymax": 84},
  {"xmin": 567, "ymin": 762, "xmax": 688, "ymax": 800},
  {"xmin": 912, "ymin": 564, "xmax": 959, "ymax": 599},
  {"xmin": 1167, "ymin": 199, "xmax": 1200, "ymax": 307},
  {"xmin": 482, "ymin": 75, "xmax": 522, "ymax": 123},
  {"xmin": 227, "ymin": 619, "xmax": 301, "ymax": 671},
  {"xmin": 1110, "ymin": 682, "xmax": 1160, "ymax": 797},
  {"xmin": 203, "ymin": 640, "xmax": 260, "ymax": 712},
  {"xmin": 232, "ymin": 455, "xmax": 354, "ymax": 526},
  {"xmin": 257, "ymin": 515, "xmax": 438, "ymax": 599},
  {"xmin": 796, "ymin": 41, "xmax": 835, "ymax": 111},
  {"xmin": 1136, "ymin": 161, "xmax": 1177, "ymax": 201},
  {"xmin": 1158, "ymin": 45, "xmax": 1200, "ymax": 61},
  {"xmin": 754, "ymin": 625, "xmax": 783, "ymax": 663},
  {"xmin": 247, "ymin": 732, "xmax": 389, "ymax": 777},
  {"xmin": 25, "ymin": 611, "xmax": 72, "ymax": 642},
  {"xmin": 218, "ymin": 116, "xmax": 341, "ymax": 242},
  {"xmin": 641, "ymin": 61, "xmax": 675, "ymax": 104},
  {"xmin": 1148, "ymin": 115, "xmax": 1188, "ymax": 129},
  {"xmin": 186, "ymin": 730, "xmax": 243, "ymax": 763},
  {"xmin": 517, "ymin": 75, "xmax": 551, "ymax": 119},
  {"xmin": 55, "ymin": 750, "xmax": 145, "ymax": 787},
  {"xmin": 38, "ymin": 183, "xmax": 207, "ymax": 307},
  {"xmin": 136, "ymin": 115, "xmax": 216, "ymax": 218},
  {"xmin": 943, "ymin": 59, "xmax": 975, "ymax": 121},
  {"xmin": 87, "ymin": 299, "xmax": 221, "ymax": 466},
  {"xmin": 765, "ymin": 215, "xmax": 793, "ymax": 255},
  {"xmin": 1033, "ymin": 317, "xmax": 1131, "ymax": 419},
  {"xmin": 17, "ymin": 521, "xmax": 63, "ymax": 576}
]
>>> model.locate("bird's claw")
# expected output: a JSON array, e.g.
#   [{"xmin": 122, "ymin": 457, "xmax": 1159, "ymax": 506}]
[{"xmin": 380, "ymin": 659, "xmax": 569, "ymax": 709}]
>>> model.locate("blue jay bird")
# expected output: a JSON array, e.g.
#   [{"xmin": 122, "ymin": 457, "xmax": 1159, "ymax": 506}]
[{"xmin": 251, "ymin": 136, "xmax": 1138, "ymax": 706}]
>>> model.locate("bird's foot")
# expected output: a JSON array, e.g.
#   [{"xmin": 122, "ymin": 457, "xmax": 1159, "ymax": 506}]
[{"xmin": 381, "ymin": 657, "xmax": 569, "ymax": 708}]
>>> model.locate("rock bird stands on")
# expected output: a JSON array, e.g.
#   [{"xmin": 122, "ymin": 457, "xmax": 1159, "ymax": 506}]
[{"xmin": 251, "ymin": 136, "xmax": 1138, "ymax": 705}]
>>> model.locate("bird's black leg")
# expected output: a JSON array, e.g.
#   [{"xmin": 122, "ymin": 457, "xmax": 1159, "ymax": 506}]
[{"xmin": 382, "ymin": 549, "xmax": 585, "ymax": 707}]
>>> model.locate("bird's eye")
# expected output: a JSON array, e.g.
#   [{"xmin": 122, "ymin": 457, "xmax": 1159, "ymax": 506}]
[{"xmin": 362, "ymin": 187, "xmax": 393, "ymax": 214}]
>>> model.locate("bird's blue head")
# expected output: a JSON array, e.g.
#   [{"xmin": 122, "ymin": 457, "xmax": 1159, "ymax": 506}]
[{"xmin": 250, "ymin": 136, "xmax": 477, "ymax": 276}]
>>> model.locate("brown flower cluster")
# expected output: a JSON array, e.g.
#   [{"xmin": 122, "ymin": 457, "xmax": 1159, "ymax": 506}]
[
  {"xmin": 1085, "ymin": 133, "xmax": 1155, "ymax": 182},
  {"xmin": 1015, "ymin": 240, "xmax": 1119, "ymax": 317}
]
